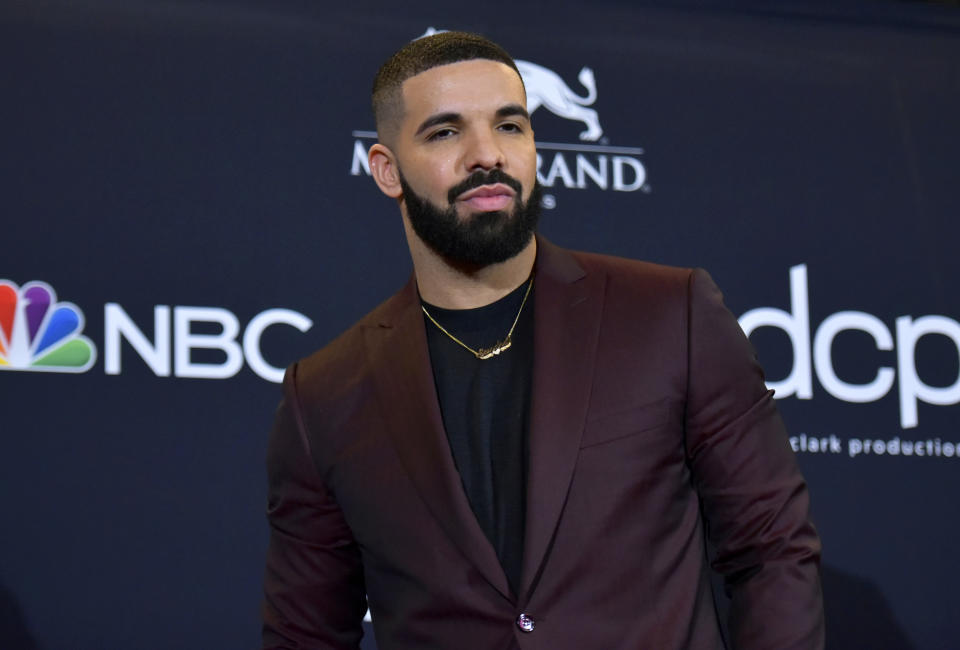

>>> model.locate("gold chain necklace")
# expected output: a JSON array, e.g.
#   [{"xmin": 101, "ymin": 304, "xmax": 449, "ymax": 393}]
[{"xmin": 421, "ymin": 274, "xmax": 534, "ymax": 360}]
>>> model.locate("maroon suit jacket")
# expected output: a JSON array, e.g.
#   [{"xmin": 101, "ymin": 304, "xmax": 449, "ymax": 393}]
[{"xmin": 262, "ymin": 238, "xmax": 824, "ymax": 649}]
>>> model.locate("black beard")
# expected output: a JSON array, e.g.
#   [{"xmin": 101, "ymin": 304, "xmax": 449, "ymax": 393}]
[{"xmin": 399, "ymin": 169, "xmax": 542, "ymax": 269}]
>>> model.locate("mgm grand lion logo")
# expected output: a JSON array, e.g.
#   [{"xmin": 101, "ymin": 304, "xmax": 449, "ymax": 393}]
[
  {"xmin": 350, "ymin": 29, "xmax": 649, "ymax": 203},
  {"xmin": 515, "ymin": 61, "xmax": 602, "ymax": 142}
]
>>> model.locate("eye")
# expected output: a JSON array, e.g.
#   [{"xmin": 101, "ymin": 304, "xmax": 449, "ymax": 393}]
[
  {"xmin": 498, "ymin": 122, "xmax": 523, "ymax": 133},
  {"xmin": 427, "ymin": 127, "xmax": 457, "ymax": 141}
]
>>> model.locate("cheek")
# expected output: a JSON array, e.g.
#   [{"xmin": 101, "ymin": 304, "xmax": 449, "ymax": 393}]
[
  {"xmin": 518, "ymin": 151, "xmax": 539, "ymax": 195},
  {"xmin": 407, "ymin": 157, "xmax": 458, "ymax": 202},
  {"xmin": 428, "ymin": 154, "xmax": 461, "ymax": 187},
  {"xmin": 512, "ymin": 143, "xmax": 537, "ymax": 175}
]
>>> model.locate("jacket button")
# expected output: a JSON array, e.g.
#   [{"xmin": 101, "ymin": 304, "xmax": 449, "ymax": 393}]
[{"xmin": 516, "ymin": 613, "xmax": 535, "ymax": 632}]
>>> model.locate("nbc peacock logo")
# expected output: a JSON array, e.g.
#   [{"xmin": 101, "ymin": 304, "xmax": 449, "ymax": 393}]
[{"xmin": 0, "ymin": 280, "xmax": 97, "ymax": 373}]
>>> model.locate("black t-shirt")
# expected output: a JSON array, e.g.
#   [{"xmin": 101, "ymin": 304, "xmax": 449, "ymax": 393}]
[{"xmin": 422, "ymin": 279, "xmax": 534, "ymax": 593}]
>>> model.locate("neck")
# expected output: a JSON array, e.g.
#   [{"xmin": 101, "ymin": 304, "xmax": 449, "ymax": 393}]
[{"xmin": 403, "ymin": 218, "xmax": 537, "ymax": 309}]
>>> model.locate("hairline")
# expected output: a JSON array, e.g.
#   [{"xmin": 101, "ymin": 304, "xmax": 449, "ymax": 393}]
[{"xmin": 372, "ymin": 33, "xmax": 525, "ymax": 148}]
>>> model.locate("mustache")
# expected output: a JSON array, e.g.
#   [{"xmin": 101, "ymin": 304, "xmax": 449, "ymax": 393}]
[{"xmin": 447, "ymin": 169, "xmax": 523, "ymax": 205}]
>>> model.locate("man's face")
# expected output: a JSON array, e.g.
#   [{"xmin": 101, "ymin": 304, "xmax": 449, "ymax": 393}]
[{"xmin": 391, "ymin": 59, "xmax": 540, "ymax": 267}]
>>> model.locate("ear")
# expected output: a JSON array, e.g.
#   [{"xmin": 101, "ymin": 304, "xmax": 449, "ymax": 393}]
[{"xmin": 369, "ymin": 143, "xmax": 403, "ymax": 199}]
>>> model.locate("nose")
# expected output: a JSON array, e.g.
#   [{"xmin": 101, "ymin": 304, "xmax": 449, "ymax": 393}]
[{"xmin": 463, "ymin": 127, "xmax": 505, "ymax": 172}]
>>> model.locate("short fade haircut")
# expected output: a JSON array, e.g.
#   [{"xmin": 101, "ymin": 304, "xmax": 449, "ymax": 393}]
[{"xmin": 372, "ymin": 31, "xmax": 524, "ymax": 145}]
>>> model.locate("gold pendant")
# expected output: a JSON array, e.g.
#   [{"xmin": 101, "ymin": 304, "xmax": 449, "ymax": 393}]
[{"xmin": 476, "ymin": 339, "xmax": 511, "ymax": 360}]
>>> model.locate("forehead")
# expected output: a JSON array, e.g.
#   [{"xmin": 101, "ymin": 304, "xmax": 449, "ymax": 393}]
[{"xmin": 400, "ymin": 59, "xmax": 527, "ymax": 121}]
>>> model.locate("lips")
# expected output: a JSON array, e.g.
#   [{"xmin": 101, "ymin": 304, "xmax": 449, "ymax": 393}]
[{"xmin": 456, "ymin": 183, "xmax": 516, "ymax": 212}]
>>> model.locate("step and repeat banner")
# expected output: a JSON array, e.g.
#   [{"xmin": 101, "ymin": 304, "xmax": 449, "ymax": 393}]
[{"xmin": 2, "ymin": 1, "xmax": 958, "ymax": 648}]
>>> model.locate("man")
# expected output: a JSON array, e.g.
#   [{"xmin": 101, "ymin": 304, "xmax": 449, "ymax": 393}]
[{"xmin": 263, "ymin": 31, "xmax": 824, "ymax": 650}]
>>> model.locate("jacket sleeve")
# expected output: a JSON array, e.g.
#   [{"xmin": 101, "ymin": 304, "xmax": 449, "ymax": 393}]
[
  {"xmin": 683, "ymin": 268, "xmax": 824, "ymax": 650},
  {"xmin": 262, "ymin": 363, "xmax": 367, "ymax": 649}
]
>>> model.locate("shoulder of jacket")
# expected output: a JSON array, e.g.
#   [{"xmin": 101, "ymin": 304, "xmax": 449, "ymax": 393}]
[
  {"xmin": 292, "ymin": 284, "xmax": 409, "ymax": 391},
  {"xmin": 565, "ymin": 247, "xmax": 696, "ymax": 295}
]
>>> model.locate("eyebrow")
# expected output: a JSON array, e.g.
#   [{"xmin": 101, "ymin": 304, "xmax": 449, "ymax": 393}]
[
  {"xmin": 414, "ymin": 104, "xmax": 531, "ymax": 137},
  {"xmin": 415, "ymin": 112, "xmax": 461, "ymax": 137},
  {"xmin": 496, "ymin": 104, "xmax": 530, "ymax": 121}
]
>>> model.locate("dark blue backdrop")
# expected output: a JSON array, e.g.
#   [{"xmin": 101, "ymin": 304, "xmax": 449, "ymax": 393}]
[{"xmin": 2, "ymin": 1, "xmax": 958, "ymax": 648}]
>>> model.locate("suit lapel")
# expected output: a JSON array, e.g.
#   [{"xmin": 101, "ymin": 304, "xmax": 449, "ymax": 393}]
[
  {"xmin": 520, "ymin": 238, "xmax": 606, "ymax": 603},
  {"xmin": 365, "ymin": 278, "xmax": 513, "ymax": 601}
]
